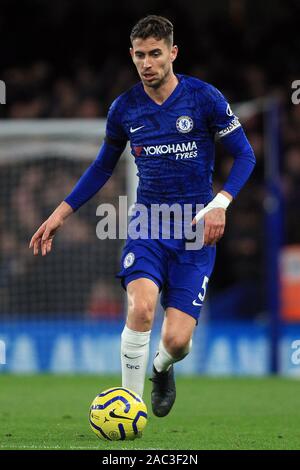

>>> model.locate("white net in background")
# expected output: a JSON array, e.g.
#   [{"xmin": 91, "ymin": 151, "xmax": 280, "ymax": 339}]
[{"xmin": 0, "ymin": 120, "xmax": 127, "ymax": 321}]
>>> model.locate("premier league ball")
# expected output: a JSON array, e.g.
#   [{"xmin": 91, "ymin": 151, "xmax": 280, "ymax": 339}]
[{"xmin": 89, "ymin": 387, "xmax": 148, "ymax": 441}]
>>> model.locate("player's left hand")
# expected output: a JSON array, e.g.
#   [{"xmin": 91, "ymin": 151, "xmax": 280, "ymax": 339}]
[
  {"xmin": 191, "ymin": 191, "xmax": 232, "ymax": 245},
  {"xmin": 202, "ymin": 208, "xmax": 226, "ymax": 245}
]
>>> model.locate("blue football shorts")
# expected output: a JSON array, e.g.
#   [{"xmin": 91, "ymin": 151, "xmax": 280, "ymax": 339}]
[{"xmin": 116, "ymin": 237, "xmax": 216, "ymax": 322}]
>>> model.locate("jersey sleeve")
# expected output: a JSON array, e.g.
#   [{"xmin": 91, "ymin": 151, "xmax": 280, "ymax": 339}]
[
  {"xmin": 207, "ymin": 85, "xmax": 241, "ymax": 139},
  {"xmin": 106, "ymin": 96, "xmax": 128, "ymax": 143}
]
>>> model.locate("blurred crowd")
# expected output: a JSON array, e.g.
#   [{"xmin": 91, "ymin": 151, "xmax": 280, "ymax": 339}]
[
  {"xmin": 0, "ymin": 61, "xmax": 136, "ymax": 120},
  {"xmin": 0, "ymin": 0, "xmax": 300, "ymax": 319}
]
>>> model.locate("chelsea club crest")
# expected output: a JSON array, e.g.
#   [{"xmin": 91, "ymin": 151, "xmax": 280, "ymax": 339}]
[
  {"xmin": 124, "ymin": 252, "xmax": 135, "ymax": 269},
  {"xmin": 176, "ymin": 116, "xmax": 194, "ymax": 133}
]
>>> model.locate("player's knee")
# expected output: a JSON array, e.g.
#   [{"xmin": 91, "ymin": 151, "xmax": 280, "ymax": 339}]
[
  {"xmin": 163, "ymin": 335, "xmax": 192, "ymax": 359},
  {"xmin": 127, "ymin": 298, "xmax": 155, "ymax": 331}
]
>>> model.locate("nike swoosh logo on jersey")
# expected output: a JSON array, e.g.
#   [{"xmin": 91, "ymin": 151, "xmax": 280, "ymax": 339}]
[
  {"xmin": 109, "ymin": 409, "xmax": 134, "ymax": 420},
  {"xmin": 124, "ymin": 354, "xmax": 143, "ymax": 359},
  {"xmin": 130, "ymin": 125, "xmax": 145, "ymax": 133},
  {"xmin": 192, "ymin": 300, "xmax": 203, "ymax": 307}
]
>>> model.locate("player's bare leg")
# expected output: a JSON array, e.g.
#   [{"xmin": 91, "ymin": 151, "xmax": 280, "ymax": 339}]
[
  {"xmin": 151, "ymin": 307, "xmax": 196, "ymax": 417},
  {"xmin": 121, "ymin": 278, "xmax": 159, "ymax": 398}
]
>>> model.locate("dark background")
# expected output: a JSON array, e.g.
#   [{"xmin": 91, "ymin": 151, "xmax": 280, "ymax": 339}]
[{"xmin": 1, "ymin": 0, "xmax": 299, "ymax": 116}]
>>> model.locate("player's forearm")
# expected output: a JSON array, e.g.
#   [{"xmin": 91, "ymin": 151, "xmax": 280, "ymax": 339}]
[
  {"xmin": 222, "ymin": 153, "xmax": 256, "ymax": 198},
  {"xmin": 64, "ymin": 140, "xmax": 124, "ymax": 211},
  {"xmin": 193, "ymin": 131, "xmax": 254, "ymax": 224},
  {"xmin": 64, "ymin": 164, "xmax": 112, "ymax": 211},
  {"xmin": 220, "ymin": 127, "xmax": 256, "ymax": 198}
]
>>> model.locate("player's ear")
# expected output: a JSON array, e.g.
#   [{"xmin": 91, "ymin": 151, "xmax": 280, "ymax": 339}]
[
  {"xmin": 170, "ymin": 45, "xmax": 178, "ymax": 62},
  {"xmin": 129, "ymin": 47, "xmax": 134, "ymax": 60}
]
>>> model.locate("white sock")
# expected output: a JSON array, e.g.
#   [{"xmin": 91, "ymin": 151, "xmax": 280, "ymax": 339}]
[
  {"xmin": 121, "ymin": 325, "xmax": 151, "ymax": 398},
  {"xmin": 153, "ymin": 338, "xmax": 193, "ymax": 372}
]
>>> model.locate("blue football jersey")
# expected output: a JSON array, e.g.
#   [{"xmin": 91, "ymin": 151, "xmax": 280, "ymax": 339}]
[{"xmin": 106, "ymin": 74, "xmax": 241, "ymax": 207}]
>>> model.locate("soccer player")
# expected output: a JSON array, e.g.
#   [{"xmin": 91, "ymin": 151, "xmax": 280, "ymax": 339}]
[{"xmin": 30, "ymin": 15, "xmax": 255, "ymax": 417}]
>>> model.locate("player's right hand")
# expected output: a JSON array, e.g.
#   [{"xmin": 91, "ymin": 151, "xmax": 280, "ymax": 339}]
[{"xmin": 29, "ymin": 214, "xmax": 64, "ymax": 256}]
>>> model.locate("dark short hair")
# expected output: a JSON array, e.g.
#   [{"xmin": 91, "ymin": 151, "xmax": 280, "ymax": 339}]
[{"xmin": 130, "ymin": 15, "xmax": 174, "ymax": 46}]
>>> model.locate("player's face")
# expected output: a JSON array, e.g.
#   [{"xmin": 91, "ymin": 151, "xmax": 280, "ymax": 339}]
[{"xmin": 130, "ymin": 37, "xmax": 178, "ymax": 89}]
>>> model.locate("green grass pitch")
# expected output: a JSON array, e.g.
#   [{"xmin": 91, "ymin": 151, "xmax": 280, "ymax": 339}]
[{"xmin": 0, "ymin": 375, "xmax": 299, "ymax": 450}]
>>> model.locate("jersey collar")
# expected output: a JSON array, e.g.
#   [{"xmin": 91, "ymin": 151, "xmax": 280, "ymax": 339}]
[{"xmin": 140, "ymin": 74, "xmax": 183, "ymax": 109}]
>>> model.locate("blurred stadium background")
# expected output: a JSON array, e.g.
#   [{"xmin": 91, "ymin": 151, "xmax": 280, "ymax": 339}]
[{"xmin": 0, "ymin": 0, "xmax": 300, "ymax": 377}]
